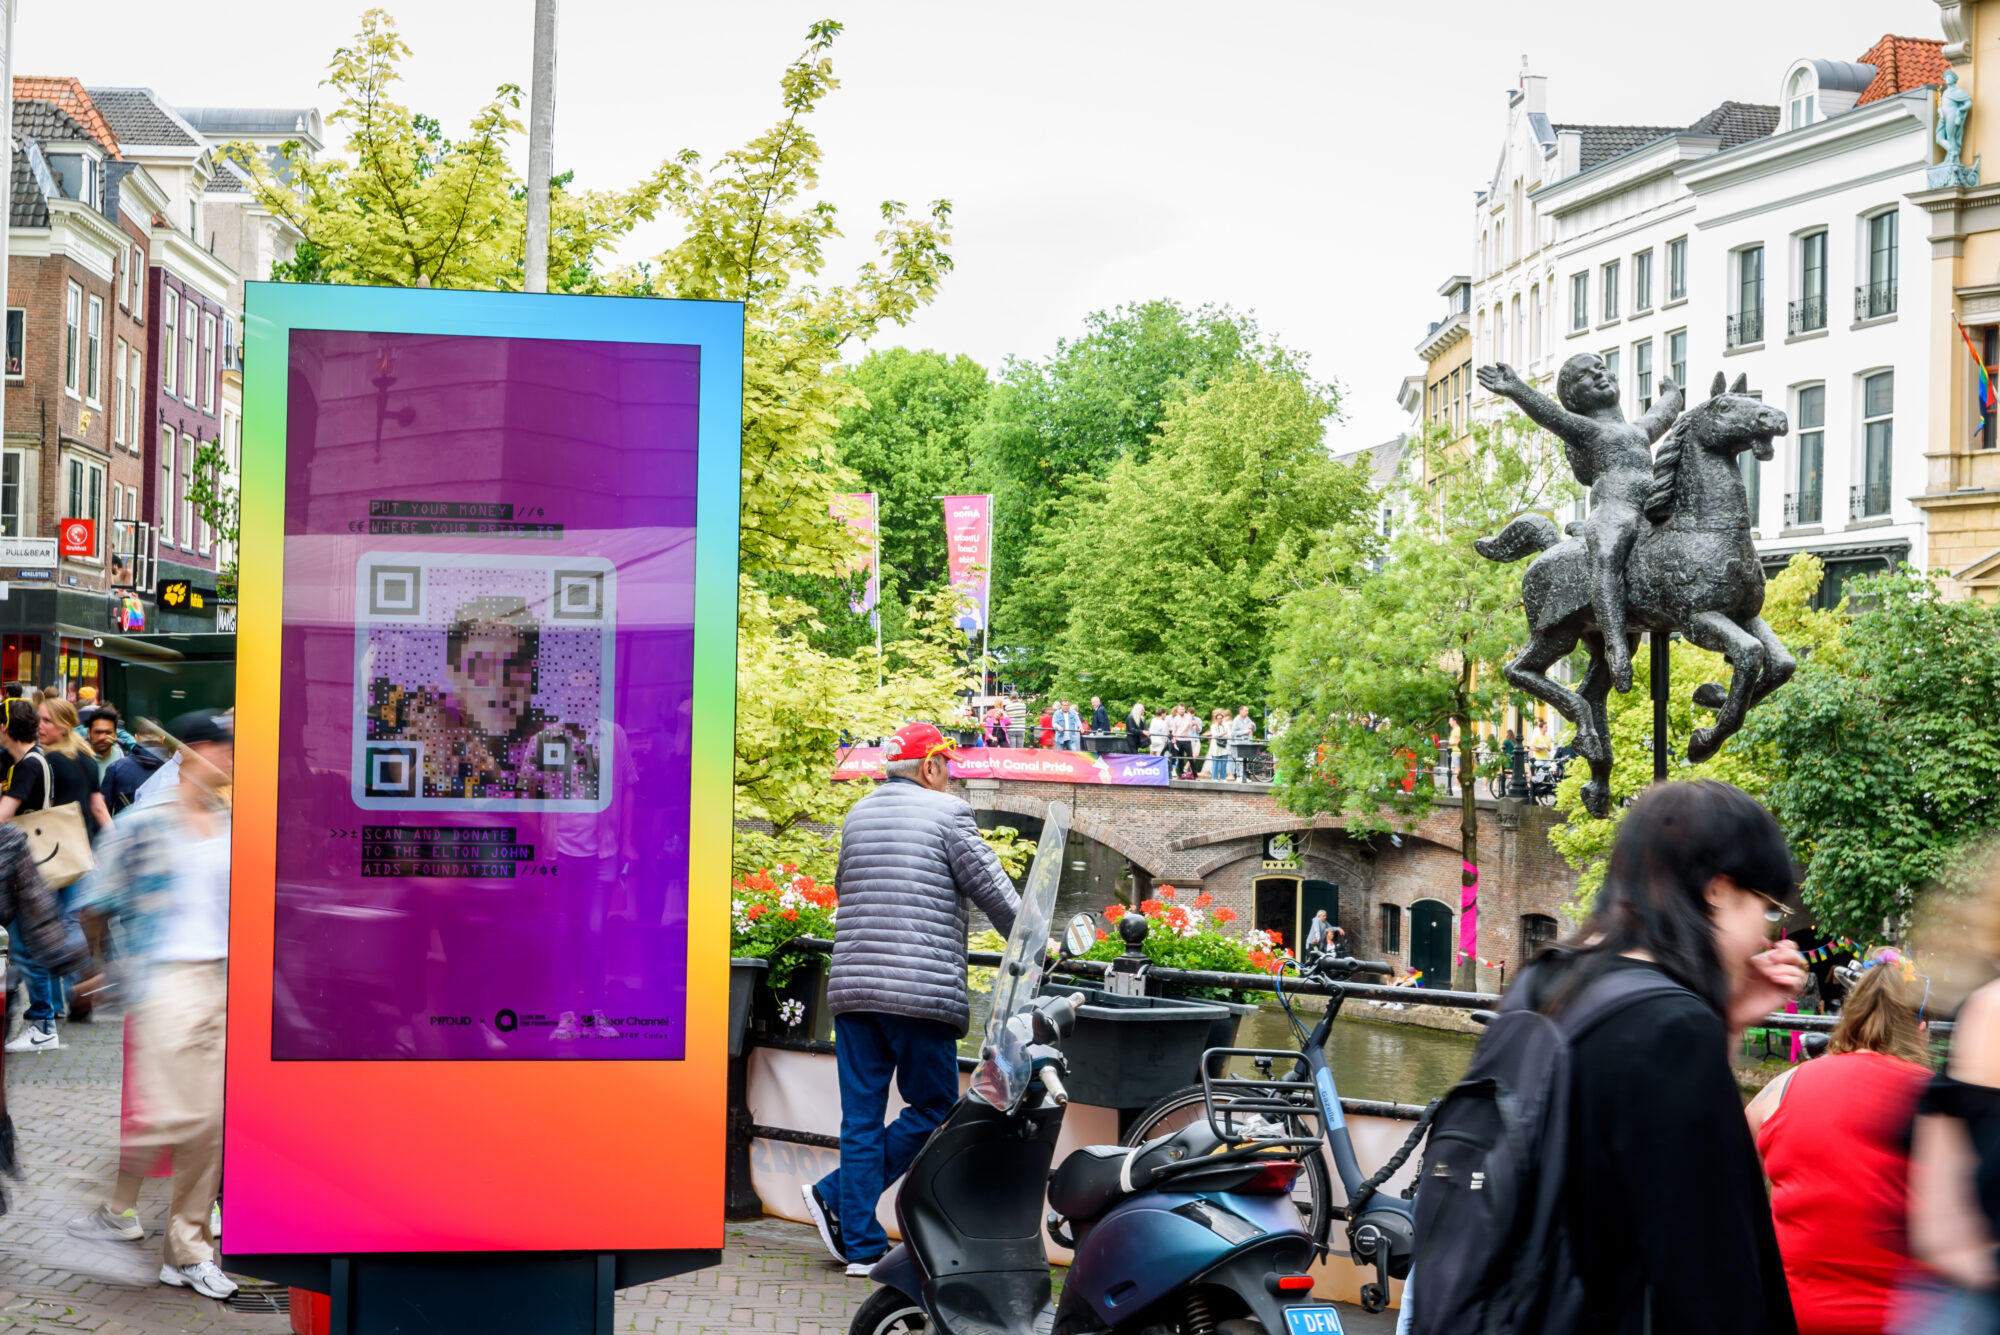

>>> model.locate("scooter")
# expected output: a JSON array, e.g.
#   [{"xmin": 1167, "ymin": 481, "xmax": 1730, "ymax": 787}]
[{"xmin": 851, "ymin": 800, "xmax": 1343, "ymax": 1335}]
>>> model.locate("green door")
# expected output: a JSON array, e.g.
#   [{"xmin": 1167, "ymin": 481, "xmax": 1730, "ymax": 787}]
[
  {"xmin": 1302, "ymin": 880, "xmax": 1338, "ymax": 949},
  {"xmin": 1409, "ymin": 900, "xmax": 1453, "ymax": 989}
]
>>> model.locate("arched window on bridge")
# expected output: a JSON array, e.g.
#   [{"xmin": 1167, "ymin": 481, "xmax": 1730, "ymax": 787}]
[
  {"xmin": 1378, "ymin": 903, "xmax": 1402, "ymax": 954},
  {"xmin": 1521, "ymin": 913, "xmax": 1559, "ymax": 962}
]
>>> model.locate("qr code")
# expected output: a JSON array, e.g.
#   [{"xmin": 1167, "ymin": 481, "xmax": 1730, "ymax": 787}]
[{"xmin": 352, "ymin": 553, "xmax": 616, "ymax": 812}]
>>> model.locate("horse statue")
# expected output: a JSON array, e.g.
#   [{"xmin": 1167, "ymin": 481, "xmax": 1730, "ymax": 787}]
[{"xmin": 1475, "ymin": 372, "xmax": 1796, "ymax": 817}]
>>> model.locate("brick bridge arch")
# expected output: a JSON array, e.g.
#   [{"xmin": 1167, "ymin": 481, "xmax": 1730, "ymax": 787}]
[{"xmin": 948, "ymin": 776, "xmax": 1577, "ymax": 994}]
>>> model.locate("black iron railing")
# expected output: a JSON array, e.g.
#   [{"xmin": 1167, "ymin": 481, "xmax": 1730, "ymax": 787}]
[
  {"xmin": 1788, "ymin": 295, "xmax": 1826, "ymax": 335},
  {"xmin": 1784, "ymin": 487, "xmax": 1822, "ymax": 526},
  {"xmin": 1850, "ymin": 481, "xmax": 1892, "ymax": 519},
  {"xmin": 1727, "ymin": 310, "xmax": 1764, "ymax": 347},
  {"xmin": 1856, "ymin": 281, "xmax": 1898, "ymax": 321}
]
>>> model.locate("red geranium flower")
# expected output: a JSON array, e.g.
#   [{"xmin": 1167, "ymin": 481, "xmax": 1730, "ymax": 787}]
[
  {"xmin": 781, "ymin": 908, "xmax": 799, "ymax": 922},
  {"xmin": 1140, "ymin": 899, "xmax": 1164, "ymax": 916},
  {"xmin": 1214, "ymin": 907, "xmax": 1237, "ymax": 924},
  {"xmin": 1103, "ymin": 904, "xmax": 1126, "ymax": 922},
  {"xmin": 1157, "ymin": 886, "xmax": 1176, "ymax": 900},
  {"xmin": 1194, "ymin": 892, "xmax": 1213, "ymax": 909}
]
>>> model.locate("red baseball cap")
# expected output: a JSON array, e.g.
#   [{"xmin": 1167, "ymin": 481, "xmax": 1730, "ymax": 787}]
[{"xmin": 885, "ymin": 721, "xmax": 960, "ymax": 764}]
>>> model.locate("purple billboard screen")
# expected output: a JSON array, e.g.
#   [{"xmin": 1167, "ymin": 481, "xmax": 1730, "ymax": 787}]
[{"xmin": 274, "ymin": 329, "xmax": 698, "ymax": 1060}]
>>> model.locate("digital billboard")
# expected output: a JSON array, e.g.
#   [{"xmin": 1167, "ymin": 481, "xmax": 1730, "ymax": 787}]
[{"xmin": 224, "ymin": 283, "xmax": 740, "ymax": 1259}]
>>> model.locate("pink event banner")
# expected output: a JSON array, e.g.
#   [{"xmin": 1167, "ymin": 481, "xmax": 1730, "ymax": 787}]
[
  {"xmin": 942, "ymin": 494, "xmax": 991, "ymax": 632},
  {"xmin": 830, "ymin": 492, "xmax": 879, "ymax": 617},
  {"xmin": 833, "ymin": 746, "xmax": 1169, "ymax": 787}
]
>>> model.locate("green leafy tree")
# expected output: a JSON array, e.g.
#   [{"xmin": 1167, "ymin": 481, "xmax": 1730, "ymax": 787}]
[
  {"xmin": 1740, "ymin": 569, "xmax": 2000, "ymax": 941},
  {"xmin": 833, "ymin": 348, "xmax": 992, "ymax": 597},
  {"xmin": 1030, "ymin": 363, "xmax": 1370, "ymax": 708},
  {"xmin": 1547, "ymin": 554, "xmax": 1846, "ymax": 914},
  {"xmin": 1268, "ymin": 420, "xmax": 1576, "ymax": 984},
  {"xmin": 184, "ymin": 438, "xmax": 239, "ymax": 600},
  {"xmin": 234, "ymin": 9, "xmax": 664, "ymax": 291},
  {"xmin": 611, "ymin": 22, "xmax": 967, "ymax": 874},
  {"xmin": 980, "ymin": 301, "xmax": 1302, "ymax": 690}
]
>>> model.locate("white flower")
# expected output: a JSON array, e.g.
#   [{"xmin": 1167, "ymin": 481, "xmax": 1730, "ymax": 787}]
[{"xmin": 779, "ymin": 998, "xmax": 805, "ymax": 1027}]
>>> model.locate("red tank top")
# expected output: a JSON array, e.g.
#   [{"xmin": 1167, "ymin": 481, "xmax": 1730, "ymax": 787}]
[{"xmin": 1755, "ymin": 1050, "xmax": 1929, "ymax": 1335}]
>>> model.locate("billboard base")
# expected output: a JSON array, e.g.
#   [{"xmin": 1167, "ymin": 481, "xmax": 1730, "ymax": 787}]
[{"xmin": 223, "ymin": 1249, "xmax": 721, "ymax": 1334}]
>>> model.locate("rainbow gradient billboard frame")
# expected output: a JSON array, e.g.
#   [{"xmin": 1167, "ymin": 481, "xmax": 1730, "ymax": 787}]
[{"xmin": 223, "ymin": 282, "xmax": 741, "ymax": 1268}]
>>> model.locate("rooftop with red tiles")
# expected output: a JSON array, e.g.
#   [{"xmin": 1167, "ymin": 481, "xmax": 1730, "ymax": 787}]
[
  {"xmin": 1854, "ymin": 35, "xmax": 1948, "ymax": 106},
  {"xmin": 12, "ymin": 76, "xmax": 121, "ymax": 158}
]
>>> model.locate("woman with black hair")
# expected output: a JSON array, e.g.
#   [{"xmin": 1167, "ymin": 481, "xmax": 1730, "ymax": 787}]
[{"xmin": 1515, "ymin": 779, "xmax": 1806, "ymax": 1335}]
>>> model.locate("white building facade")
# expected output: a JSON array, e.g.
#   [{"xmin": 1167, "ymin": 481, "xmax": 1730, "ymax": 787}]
[{"xmin": 1679, "ymin": 84, "xmax": 1934, "ymax": 603}]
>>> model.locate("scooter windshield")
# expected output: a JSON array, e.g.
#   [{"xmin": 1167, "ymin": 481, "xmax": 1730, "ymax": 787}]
[{"xmin": 967, "ymin": 800, "xmax": 1071, "ymax": 1112}]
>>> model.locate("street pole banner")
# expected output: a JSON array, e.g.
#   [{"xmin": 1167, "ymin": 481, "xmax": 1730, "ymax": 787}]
[
  {"xmin": 226, "ymin": 283, "xmax": 742, "ymax": 1259},
  {"xmin": 943, "ymin": 493, "xmax": 991, "ymax": 632},
  {"xmin": 833, "ymin": 745, "xmax": 1169, "ymax": 787},
  {"xmin": 830, "ymin": 491, "xmax": 879, "ymax": 622}
]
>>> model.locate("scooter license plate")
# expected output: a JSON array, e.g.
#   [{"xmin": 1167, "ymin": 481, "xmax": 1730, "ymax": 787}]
[{"xmin": 1283, "ymin": 1307, "xmax": 1343, "ymax": 1335}]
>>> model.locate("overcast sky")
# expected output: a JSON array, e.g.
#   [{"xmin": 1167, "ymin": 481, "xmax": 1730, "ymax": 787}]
[{"xmin": 24, "ymin": 0, "xmax": 1946, "ymax": 452}]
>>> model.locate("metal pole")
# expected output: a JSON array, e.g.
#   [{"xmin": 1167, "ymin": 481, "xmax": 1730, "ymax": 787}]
[
  {"xmin": 523, "ymin": 0, "xmax": 559, "ymax": 293},
  {"xmin": 1651, "ymin": 630, "xmax": 1669, "ymax": 783}
]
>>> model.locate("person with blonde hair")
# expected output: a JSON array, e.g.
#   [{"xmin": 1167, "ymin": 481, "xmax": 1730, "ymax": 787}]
[
  {"xmin": 1747, "ymin": 950, "xmax": 1932, "ymax": 1334},
  {"xmin": 1896, "ymin": 856, "xmax": 2000, "ymax": 1333}
]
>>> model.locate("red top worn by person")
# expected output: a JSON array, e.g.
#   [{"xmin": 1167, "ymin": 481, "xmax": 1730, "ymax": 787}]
[
  {"xmin": 1747, "ymin": 952, "xmax": 1932, "ymax": 1335},
  {"xmin": 1037, "ymin": 710, "xmax": 1053, "ymax": 748}
]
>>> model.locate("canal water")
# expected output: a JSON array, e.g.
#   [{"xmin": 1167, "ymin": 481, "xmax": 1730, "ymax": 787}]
[{"xmin": 1234, "ymin": 1006, "xmax": 1476, "ymax": 1105}]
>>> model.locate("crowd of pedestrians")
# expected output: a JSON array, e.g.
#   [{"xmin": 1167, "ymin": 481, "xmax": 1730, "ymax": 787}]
[
  {"xmin": 965, "ymin": 695, "xmax": 1265, "ymax": 780},
  {"xmin": 1404, "ymin": 778, "xmax": 2000, "ymax": 1335},
  {"xmin": 0, "ymin": 684, "xmax": 240, "ymax": 1300}
]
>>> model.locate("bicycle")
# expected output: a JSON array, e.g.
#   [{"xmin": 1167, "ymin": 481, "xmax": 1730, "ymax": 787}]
[{"xmin": 1117, "ymin": 953, "xmax": 1435, "ymax": 1308}]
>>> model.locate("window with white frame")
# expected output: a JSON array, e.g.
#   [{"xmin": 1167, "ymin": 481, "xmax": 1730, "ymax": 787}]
[
  {"xmin": 113, "ymin": 339, "xmax": 127, "ymax": 445},
  {"xmin": 1861, "ymin": 372, "xmax": 1893, "ymax": 517},
  {"xmin": 1602, "ymin": 347, "xmax": 1620, "ymax": 395},
  {"xmin": 66, "ymin": 456, "xmax": 103, "ymax": 562},
  {"xmin": 1796, "ymin": 231, "xmax": 1828, "ymax": 334},
  {"xmin": 127, "ymin": 349, "xmax": 142, "ymax": 452},
  {"xmin": 1731, "ymin": 247, "xmax": 1765, "ymax": 346},
  {"xmin": 64, "ymin": 283, "xmax": 82, "ymax": 396},
  {"xmin": 159, "ymin": 427, "xmax": 175, "ymax": 547},
  {"xmin": 5, "ymin": 309, "xmax": 22, "ymax": 378},
  {"xmin": 1634, "ymin": 250, "xmax": 1653, "ymax": 312},
  {"xmin": 1668, "ymin": 329, "xmax": 1687, "ymax": 389},
  {"xmin": 1635, "ymin": 340, "xmax": 1654, "ymax": 412},
  {"xmin": 181, "ymin": 434, "xmax": 196, "ymax": 548},
  {"xmin": 131, "ymin": 247, "xmax": 143, "ymax": 322},
  {"xmin": 182, "ymin": 305, "xmax": 198, "ymax": 406},
  {"xmin": 1788, "ymin": 69, "xmax": 1816, "ymax": 129},
  {"xmin": 1794, "ymin": 385, "xmax": 1824, "ymax": 525},
  {"xmin": 200, "ymin": 313, "xmax": 216, "ymax": 412},
  {"xmin": 1529, "ymin": 284, "xmax": 1542, "ymax": 362},
  {"xmin": 1862, "ymin": 211, "xmax": 1898, "ymax": 319},
  {"xmin": 1668, "ymin": 237, "xmax": 1688, "ymax": 302},
  {"xmin": 162, "ymin": 292, "xmax": 178, "ymax": 395},
  {"xmin": 85, "ymin": 295, "xmax": 103, "ymax": 405},
  {"xmin": 1601, "ymin": 260, "xmax": 1621, "ymax": 321},
  {"xmin": 1, "ymin": 452, "xmax": 21, "ymax": 538},
  {"xmin": 1571, "ymin": 273, "xmax": 1588, "ymax": 331}
]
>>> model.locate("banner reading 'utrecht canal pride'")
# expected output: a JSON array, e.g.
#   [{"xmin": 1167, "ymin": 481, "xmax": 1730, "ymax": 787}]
[{"xmin": 834, "ymin": 745, "xmax": 1169, "ymax": 786}]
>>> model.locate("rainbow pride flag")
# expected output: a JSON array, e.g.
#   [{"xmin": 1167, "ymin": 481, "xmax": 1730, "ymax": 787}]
[{"xmin": 1960, "ymin": 316, "xmax": 1994, "ymax": 413}]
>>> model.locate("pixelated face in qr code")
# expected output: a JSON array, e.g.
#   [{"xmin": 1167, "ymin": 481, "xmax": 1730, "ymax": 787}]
[{"xmin": 352, "ymin": 554, "xmax": 616, "ymax": 812}]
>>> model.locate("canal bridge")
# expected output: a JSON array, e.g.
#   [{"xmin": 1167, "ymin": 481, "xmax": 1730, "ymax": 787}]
[{"xmin": 951, "ymin": 774, "xmax": 1577, "ymax": 995}]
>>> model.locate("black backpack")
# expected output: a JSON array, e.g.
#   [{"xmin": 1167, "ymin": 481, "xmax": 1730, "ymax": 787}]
[{"xmin": 1408, "ymin": 965, "xmax": 1692, "ymax": 1335}]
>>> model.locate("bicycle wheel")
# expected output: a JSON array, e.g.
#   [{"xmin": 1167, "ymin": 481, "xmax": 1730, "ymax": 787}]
[{"xmin": 1120, "ymin": 1083, "xmax": 1333, "ymax": 1246}]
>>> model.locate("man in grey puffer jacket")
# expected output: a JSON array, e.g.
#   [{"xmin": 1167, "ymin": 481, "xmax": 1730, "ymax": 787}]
[{"xmin": 804, "ymin": 721, "xmax": 1020, "ymax": 1275}]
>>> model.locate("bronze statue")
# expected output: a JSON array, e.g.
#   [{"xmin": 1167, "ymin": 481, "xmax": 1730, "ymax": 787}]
[{"xmin": 1476, "ymin": 368, "xmax": 1795, "ymax": 817}]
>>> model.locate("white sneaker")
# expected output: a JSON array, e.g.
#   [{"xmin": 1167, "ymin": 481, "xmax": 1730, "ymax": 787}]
[
  {"xmin": 550, "ymin": 1010, "xmax": 581, "ymax": 1041},
  {"xmin": 845, "ymin": 1259, "xmax": 882, "ymax": 1279},
  {"xmin": 65, "ymin": 1204, "xmax": 143, "ymax": 1242},
  {"xmin": 4, "ymin": 1026, "xmax": 60, "ymax": 1053},
  {"xmin": 160, "ymin": 1259, "xmax": 238, "ymax": 1299}
]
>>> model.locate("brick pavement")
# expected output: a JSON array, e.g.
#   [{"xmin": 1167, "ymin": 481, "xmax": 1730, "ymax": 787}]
[{"xmin": 0, "ymin": 1016, "xmax": 1391, "ymax": 1334}]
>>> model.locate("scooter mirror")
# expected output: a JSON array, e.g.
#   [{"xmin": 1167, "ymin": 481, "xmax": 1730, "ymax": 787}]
[{"xmin": 1062, "ymin": 913, "xmax": 1097, "ymax": 959}]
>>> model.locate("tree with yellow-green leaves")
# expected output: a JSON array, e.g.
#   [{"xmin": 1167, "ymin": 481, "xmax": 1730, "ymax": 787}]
[
  {"xmin": 245, "ymin": 15, "xmax": 983, "ymax": 878},
  {"xmin": 229, "ymin": 9, "xmax": 667, "ymax": 292}
]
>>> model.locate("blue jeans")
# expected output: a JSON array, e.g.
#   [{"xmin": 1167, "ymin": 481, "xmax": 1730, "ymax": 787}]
[
  {"xmin": 815, "ymin": 1011, "xmax": 960, "ymax": 1262},
  {"xmin": 13, "ymin": 934, "xmax": 55, "ymax": 1030}
]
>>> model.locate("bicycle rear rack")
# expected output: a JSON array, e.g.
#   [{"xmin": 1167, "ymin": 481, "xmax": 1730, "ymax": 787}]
[{"xmin": 1197, "ymin": 1047, "xmax": 1326, "ymax": 1146}]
